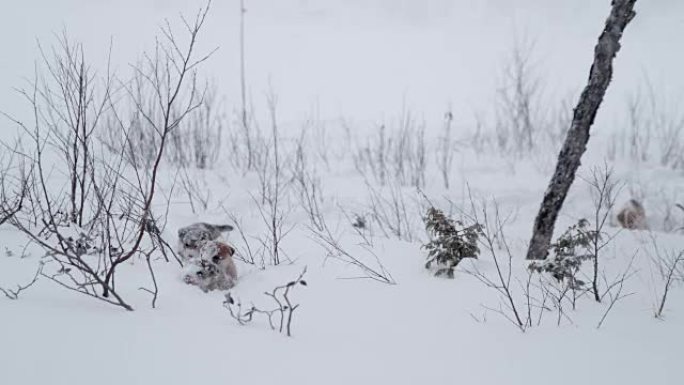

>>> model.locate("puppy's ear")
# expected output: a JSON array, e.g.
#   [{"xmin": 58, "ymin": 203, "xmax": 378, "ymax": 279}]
[
  {"xmin": 216, "ymin": 224, "xmax": 234, "ymax": 233},
  {"xmin": 178, "ymin": 228, "xmax": 188, "ymax": 238},
  {"xmin": 218, "ymin": 243, "xmax": 235, "ymax": 257}
]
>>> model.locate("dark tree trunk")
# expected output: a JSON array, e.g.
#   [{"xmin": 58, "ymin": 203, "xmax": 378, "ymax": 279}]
[{"xmin": 526, "ymin": 0, "xmax": 637, "ymax": 260}]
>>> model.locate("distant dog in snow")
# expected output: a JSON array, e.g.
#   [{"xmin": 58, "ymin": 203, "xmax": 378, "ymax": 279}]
[
  {"xmin": 616, "ymin": 199, "xmax": 647, "ymax": 230},
  {"xmin": 182, "ymin": 240, "xmax": 238, "ymax": 292},
  {"xmin": 177, "ymin": 222, "xmax": 234, "ymax": 260}
]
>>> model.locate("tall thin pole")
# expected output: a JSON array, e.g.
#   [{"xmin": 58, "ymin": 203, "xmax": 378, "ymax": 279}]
[{"xmin": 239, "ymin": 0, "xmax": 252, "ymax": 170}]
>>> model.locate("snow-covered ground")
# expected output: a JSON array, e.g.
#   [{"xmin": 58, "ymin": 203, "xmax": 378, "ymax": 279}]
[{"xmin": 1, "ymin": 1, "xmax": 684, "ymax": 384}]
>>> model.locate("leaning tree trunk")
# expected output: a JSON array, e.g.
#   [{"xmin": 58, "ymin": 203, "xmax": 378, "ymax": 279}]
[{"xmin": 526, "ymin": 0, "xmax": 637, "ymax": 260}]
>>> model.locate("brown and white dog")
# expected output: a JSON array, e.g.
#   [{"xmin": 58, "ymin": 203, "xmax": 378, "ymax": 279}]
[
  {"xmin": 182, "ymin": 240, "xmax": 238, "ymax": 292},
  {"xmin": 616, "ymin": 199, "xmax": 647, "ymax": 230},
  {"xmin": 177, "ymin": 222, "xmax": 234, "ymax": 260}
]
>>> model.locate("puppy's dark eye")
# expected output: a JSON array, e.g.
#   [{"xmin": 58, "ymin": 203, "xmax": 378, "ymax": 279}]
[
  {"xmin": 196, "ymin": 271, "xmax": 204, "ymax": 277},
  {"xmin": 212, "ymin": 255, "xmax": 221, "ymax": 263}
]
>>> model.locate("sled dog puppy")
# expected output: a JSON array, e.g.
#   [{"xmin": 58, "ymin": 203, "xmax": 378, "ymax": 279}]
[
  {"xmin": 182, "ymin": 240, "xmax": 238, "ymax": 292},
  {"xmin": 616, "ymin": 199, "xmax": 647, "ymax": 230}
]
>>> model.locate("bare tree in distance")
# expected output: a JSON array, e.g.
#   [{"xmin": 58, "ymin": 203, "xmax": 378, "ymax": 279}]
[{"xmin": 527, "ymin": 0, "xmax": 637, "ymax": 260}]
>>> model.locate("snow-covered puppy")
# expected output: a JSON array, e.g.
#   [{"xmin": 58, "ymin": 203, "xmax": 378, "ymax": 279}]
[
  {"xmin": 177, "ymin": 222, "xmax": 234, "ymax": 260},
  {"xmin": 616, "ymin": 199, "xmax": 647, "ymax": 230},
  {"xmin": 182, "ymin": 240, "xmax": 238, "ymax": 292}
]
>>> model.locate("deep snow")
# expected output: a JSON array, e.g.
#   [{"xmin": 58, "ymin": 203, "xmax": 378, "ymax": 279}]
[{"xmin": 1, "ymin": 1, "xmax": 684, "ymax": 385}]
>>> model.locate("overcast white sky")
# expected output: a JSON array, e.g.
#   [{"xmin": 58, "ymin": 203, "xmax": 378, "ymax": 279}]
[{"xmin": 1, "ymin": 0, "xmax": 683, "ymax": 132}]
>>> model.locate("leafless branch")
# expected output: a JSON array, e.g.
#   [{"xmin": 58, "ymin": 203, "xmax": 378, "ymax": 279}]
[
  {"xmin": 0, "ymin": 262, "xmax": 44, "ymax": 300},
  {"xmin": 224, "ymin": 267, "xmax": 307, "ymax": 337}
]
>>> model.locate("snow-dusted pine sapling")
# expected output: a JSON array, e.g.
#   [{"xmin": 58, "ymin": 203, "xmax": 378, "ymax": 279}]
[
  {"xmin": 423, "ymin": 207, "xmax": 480, "ymax": 278},
  {"xmin": 529, "ymin": 219, "xmax": 597, "ymax": 289}
]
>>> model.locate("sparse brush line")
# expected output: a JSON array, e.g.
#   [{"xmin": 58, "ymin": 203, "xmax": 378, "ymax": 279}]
[{"xmin": 307, "ymin": 218, "xmax": 395, "ymax": 285}]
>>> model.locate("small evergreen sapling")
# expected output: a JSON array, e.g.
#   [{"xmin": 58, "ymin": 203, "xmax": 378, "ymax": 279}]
[
  {"xmin": 422, "ymin": 207, "xmax": 480, "ymax": 278},
  {"xmin": 529, "ymin": 219, "xmax": 598, "ymax": 289}
]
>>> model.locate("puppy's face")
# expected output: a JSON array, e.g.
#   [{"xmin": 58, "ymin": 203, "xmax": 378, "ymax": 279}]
[
  {"xmin": 178, "ymin": 227, "xmax": 212, "ymax": 250},
  {"xmin": 198, "ymin": 241, "xmax": 235, "ymax": 266}
]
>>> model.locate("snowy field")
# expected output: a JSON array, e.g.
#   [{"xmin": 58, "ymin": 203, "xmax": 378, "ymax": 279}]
[{"xmin": 1, "ymin": 1, "xmax": 683, "ymax": 384}]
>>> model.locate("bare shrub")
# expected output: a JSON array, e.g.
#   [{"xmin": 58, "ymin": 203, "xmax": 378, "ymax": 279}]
[
  {"xmin": 595, "ymin": 253, "xmax": 637, "ymax": 329},
  {"xmin": 309, "ymin": 212, "xmax": 395, "ymax": 285},
  {"xmin": 178, "ymin": 167, "xmax": 212, "ymax": 214},
  {"xmin": 649, "ymin": 241, "xmax": 683, "ymax": 319},
  {"xmin": 611, "ymin": 84, "xmax": 684, "ymax": 170},
  {"xmin": 291, "ymin": 128, "xmax": 326, "ymax": 232},
  {"xmin": 0, "ymin": 3, "xmax": 214, "ymax": 310},
  {"xmin": 224, "ymin": 267, "xmax": 307, "ymax": 337},
  {"xmin": 365, "ymin": 181, "xmax": 416, "ymax": 242},
  {"xmin": 167, "ymin": 86, "xmax": 223, "ymax": 169},
  {"xmin": 353, "ymin": 124, "xmax": 389, "ymax": 185},
  {"xmin": 0, "ymin": 262, "xmax": 43, "ymax": 300},
  {"xmin": 353, "ymin": 111, "xmax": 426, "ymax": 188},
  {"xmin": 252, "ymin": 93, "xmax": 292, "ymax": 266},
  {"xmin": 224, "ymin": 105, "xmax": 258, "ymax": 174},
  {"xmin": 0, "ymin": 150, "xmax": 27, "ymax": 227},
  {"xmin": 583, "ymin": 164, "xmax": 623, "ymax": 301},
  {"xmin": 494, "ymin": 39, "xmax": 544, "ymax": 156},
  {"xmin": 222, "ymin": 206, "xmax": 266, "ymax": 269},
  {"xmin": 470, "ymin": 40, "xmax": 571, "ymax": 162},
  {"xmin": 461, "ymin": 198, "xmax": 534, "ymax": 332}
]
